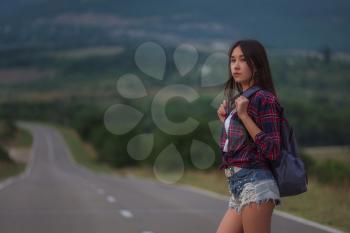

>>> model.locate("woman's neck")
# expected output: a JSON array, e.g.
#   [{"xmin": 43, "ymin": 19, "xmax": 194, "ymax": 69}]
[{"xmin": 241, "ymin": 81, "xmax": 254, "ymax": 92}]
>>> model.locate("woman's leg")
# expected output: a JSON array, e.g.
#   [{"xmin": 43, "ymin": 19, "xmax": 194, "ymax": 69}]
[
  {"xmin": 216, "ymin": 208, "xmax": 244, "ymax": 233},
  {"xmin": 241, "ymin": 200, "xmax": 275, "ymax": 233}
]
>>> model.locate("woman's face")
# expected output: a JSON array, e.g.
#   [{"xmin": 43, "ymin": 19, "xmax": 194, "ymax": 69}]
[{"xmin": 230, "ymin": 46, "xmax": 254, "ymax": 86}]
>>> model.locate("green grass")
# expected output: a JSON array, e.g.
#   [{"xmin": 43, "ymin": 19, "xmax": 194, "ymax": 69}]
[
  {"xmin": 278, "ymin": 177, "xmax": 349, "ymax": 232},
  {"xmin": 0, "ymin": 161, "xmax": 26, "ymax": 182},
  {"xmin": 114, "ymin": 166, "xmax": 349, "ymax": 232},
  {"xmin": 53, "ymin": 124, "xmax": 115, "ymax": 174},
  {"xmin": 56, "ymin": 124, "xmax": 349, "ymax": 233},
  {"xmin": 0, "ymin": 127, "xmax": 31, "ymax": 181},
  {"xmin": 0, "ymin": 127, "xmax": 32, "ymax": 148},
  {"xmin": 302, "ymin": 146, "xmax": 350, "ymax": 164},
  {"xmin": 11, "ymin": 127, "xmax": 33, "ymax": 147}
]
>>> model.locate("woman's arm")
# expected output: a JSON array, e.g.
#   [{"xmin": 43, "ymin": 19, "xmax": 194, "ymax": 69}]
[
  {"xmin": 239, "ymin": 114, "xmax": 262, "ymax": 141},
  {"xmin": 235, "ymin": 94, "xmax": 282, "ymax": 161},
  {"xmin": 217, "ymin": 100, "xmax": 227, "ymax": 123}
]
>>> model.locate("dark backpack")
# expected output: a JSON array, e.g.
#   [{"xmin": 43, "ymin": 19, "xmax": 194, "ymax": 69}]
[{"xmin": 241, "ymin": 85, "xmax": 308, "ymax": 197}]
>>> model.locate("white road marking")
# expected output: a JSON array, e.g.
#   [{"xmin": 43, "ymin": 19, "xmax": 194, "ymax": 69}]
[
  {"xmin": 8, "ymin": 124, "xmax": 342, "ymax": 233},
  {"xmin": 177, "ymin": 183, "xmax": 345, "ymax": 233},
  {"xmin": 120, "ymin": 209, "xmax": 133, "ymax": 218},
  {"xmin": 274, "ymin": 210, "xmax": 344, "ymax": 233},
  {"xmin": 106, "ymin": 195, "xmax": 116, "ymax": 203}
]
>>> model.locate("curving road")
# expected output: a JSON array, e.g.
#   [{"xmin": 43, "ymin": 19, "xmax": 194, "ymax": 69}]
[{"xmin": 0, "ymin": 122, "xmax": 343, "ymax": 233}]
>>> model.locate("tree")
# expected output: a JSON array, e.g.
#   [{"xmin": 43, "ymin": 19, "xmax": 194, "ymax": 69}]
[{"xmin": 320, "ymin": 45, "xmax": 332, "ymax": 64}]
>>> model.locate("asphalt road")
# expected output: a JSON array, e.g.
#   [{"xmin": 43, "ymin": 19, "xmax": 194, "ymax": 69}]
[{"xmin": 0, "ymin": 122, "xmax": 343, "ymax": 233}]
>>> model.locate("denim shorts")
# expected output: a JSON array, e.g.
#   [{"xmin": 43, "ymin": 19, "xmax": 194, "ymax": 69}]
[{"xmin": 225, "ymin": 167, "xmax": 281, "ymax": 214}]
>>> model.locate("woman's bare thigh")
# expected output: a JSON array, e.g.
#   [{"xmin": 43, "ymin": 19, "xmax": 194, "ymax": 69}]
[
  {"xmin": 241, "ymin": 200, "xmax": 275, "ymax": 233},
  {"xmin": 216, "ymin": 208, "xmax": 244, "ymax": 233}
]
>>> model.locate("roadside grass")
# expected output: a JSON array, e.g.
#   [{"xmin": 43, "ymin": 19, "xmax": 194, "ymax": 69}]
[
  {"xmin": 0, "ymin": 127, "xmax": 32, "ymax": 181},
  {"xmin": 6, "ymin": 127, "xmax": 33, "ymax": 147},
  {"xmin": 0, "ymin": 162, "xmax": 26, "ymax": 182},
  {"xmin": 53, "ymin": 124, "xmax": 115, "ymax": 174},
  {"xmin": 303, "ymin": 146, "xmax": 350, "ymax": 164},
  {"xmin": 112, "ymin": 165, "xmax": 349, "ymax": 233},
  {"xmin": 56, "ymin": 124, "xmax": 349, "ymax": 233}
]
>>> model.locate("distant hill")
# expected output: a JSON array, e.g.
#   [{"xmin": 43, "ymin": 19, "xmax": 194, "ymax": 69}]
[
  {"xmin": 0, "ymin": 0, "xmax": 349, "ymax": 52},
  {"xmin": 0, "ymin": 0, "xmax": 349, "ymax": 148}
]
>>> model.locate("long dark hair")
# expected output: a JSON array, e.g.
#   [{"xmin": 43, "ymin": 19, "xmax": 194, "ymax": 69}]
[{"xmin": 224, "ymin": 39, "xmax": 277, "ymax": 110}]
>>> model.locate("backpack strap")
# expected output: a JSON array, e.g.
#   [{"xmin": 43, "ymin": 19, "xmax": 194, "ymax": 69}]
[
  {"xmin": 225, "ymin": 85, "xmax": 262, "ymax": 115},
  {"xmin": 243, "ymin": 86, "xmax": 285, "ymax": 122},
  {"xmin": 241, "ymin": 85, "xmax": 262, "ymax": 99}
]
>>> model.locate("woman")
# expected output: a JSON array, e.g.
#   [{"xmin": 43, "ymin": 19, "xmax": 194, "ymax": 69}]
[{"xmin": 216, "ymin": 39, "xmax": 282, "ymax": 233}]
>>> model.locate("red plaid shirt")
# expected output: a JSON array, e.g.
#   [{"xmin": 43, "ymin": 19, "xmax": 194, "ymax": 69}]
[{"xmin": 219, "ymin": 88, "xmax": 282, "ymax": 170}]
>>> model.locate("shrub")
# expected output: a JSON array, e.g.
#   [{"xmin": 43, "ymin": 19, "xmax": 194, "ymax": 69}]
[
  {"xmin": 314, "ymin": 159, "xmax": 350, "ymax": 185},
  {"xmin": 0, "ymin": 145, "xmax": 13, "ymax": 163},
  {"xmin": 299, "ymin": 151, "xmax": 316, "ymax": 173}
]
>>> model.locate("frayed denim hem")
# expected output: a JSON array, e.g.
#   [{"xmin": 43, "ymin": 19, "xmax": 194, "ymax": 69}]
[
  {"xmin": 226, "ymin": 166, "xmax": 283, "ymax": 215},
  {"xmin": 229, "ymin": 198, "xmax": 281, "ymax": 214}
]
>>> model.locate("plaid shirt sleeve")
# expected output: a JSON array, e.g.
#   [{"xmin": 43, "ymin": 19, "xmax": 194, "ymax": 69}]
[{"xmin": 252, "ymin": 93, "xmax": 282, "ymax": 161}]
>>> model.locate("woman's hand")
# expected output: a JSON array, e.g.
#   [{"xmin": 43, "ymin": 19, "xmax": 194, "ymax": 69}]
[
  {"xmin": 235, "ymin": 96, "xmax": 249, "ymax": 119},
  {"xmin": 217, "ymin": 100, "xmax": 227, "ymax": 123}
]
